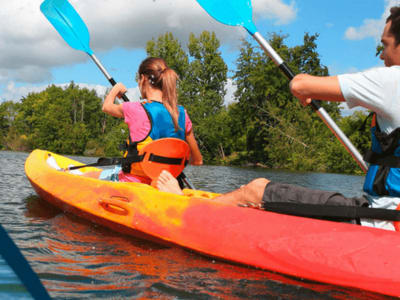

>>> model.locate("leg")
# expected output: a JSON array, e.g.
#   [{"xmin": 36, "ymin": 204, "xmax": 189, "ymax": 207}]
[
  {"xmin": 154, "ymin": 170, "xmax": 270, "ymax": 207},
  {"xmin": 261, "ymin": 182, "xmax": 368, "ymax": 207},
  {"xmin": 213, "ymin": 178, "xmax": 270, "ymax": 207}
]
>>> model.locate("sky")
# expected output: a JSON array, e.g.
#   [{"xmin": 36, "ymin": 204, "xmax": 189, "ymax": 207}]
[{"xmin": 1, "ymin": 0, "xmax": 400, "ymax": 114}]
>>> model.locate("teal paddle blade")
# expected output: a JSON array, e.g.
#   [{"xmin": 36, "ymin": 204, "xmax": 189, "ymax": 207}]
[
  {"xmin": 40, "ymin": 0, "xmax": 93, "ymax": 55},
  {"xmin": 196, "ymin": 0, "xmax": 257, "ymax": 34}
]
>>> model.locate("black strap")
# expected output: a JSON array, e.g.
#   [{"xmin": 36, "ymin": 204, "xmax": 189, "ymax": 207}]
[
  {"xmin": 176, "ymin": 173, "xmax": 186, "ymax": 189},
  {"xmin": 263, "ymin": 202, "xmax": 400, "ymax": 222},
  {"xmin": 148, "ymin": 154, "xmax": 184, "ymax": 165},
  {"xmin": 122, "ymin": 153, "xmax": 145, "ymax": 164},
  {"xmin": 364, "ymin": 150, "xmax": 400, "ymax": 168},
  {"xmin": 358, "ymin": 111, "xmax": 374, "ymax": 132},
  {"xmin": 364, "ymin": 120, "xmax": 400, "ymax": 167},
  {"xmin": 68, "ymin": 152, "xmax": 186, "ymax": 171},
  {"xmin": 68, "ymin": 157, "xmax": 123, "ymax": 170}
]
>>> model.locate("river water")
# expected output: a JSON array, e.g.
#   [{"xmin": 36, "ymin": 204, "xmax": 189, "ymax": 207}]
[{"xmin": 0, "ymin": 150, "xmax": 394, "ymax": 299}]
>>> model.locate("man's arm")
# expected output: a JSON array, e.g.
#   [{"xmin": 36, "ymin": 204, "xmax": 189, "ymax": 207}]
[{"xmin": 290, "ymin": 74, "xmax": 346, "ymax": 105}]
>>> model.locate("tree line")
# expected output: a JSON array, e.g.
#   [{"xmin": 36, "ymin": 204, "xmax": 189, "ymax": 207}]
[{"xmin": 0, "ymin": 31, "xmax": 371, "ymax": 174}]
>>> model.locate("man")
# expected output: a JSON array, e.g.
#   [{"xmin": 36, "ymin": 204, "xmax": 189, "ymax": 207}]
[{"xmin": 157, "ymin": 6, "xmax": 400, "ymax": 231}]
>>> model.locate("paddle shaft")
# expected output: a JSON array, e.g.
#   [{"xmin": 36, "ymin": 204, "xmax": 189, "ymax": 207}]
[
  {"xmin": 89, "ymin": 54, "xmax": 130, "ymax": 102},
  {"xmin": 252, "ymin": 32, "xmax": 368, "ymax": 173},
  {"xmin": 179, "ymin": 172, "xmax": 196, "ymax": 190}
]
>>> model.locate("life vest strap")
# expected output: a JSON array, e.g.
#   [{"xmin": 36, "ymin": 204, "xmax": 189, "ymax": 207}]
[
  {"xmin": 148, "ymin": 153, "xmax": 187, "ymax": 165},
  {"xmin": 364, "ymin": 150, "xmax": 400, "ymax": 168},
  {"xmin": 122, "ymin": 153, "xmax": 145, "ymax": 164},
  {"xmin": 121, "ymin": 138, "xmax": 191, "ymax": 179}
]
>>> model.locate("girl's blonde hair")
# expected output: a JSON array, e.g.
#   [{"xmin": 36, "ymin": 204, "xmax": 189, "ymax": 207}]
[{"xmin": 138, "ymin": 57, "xmax": 180, "ymax": 131}]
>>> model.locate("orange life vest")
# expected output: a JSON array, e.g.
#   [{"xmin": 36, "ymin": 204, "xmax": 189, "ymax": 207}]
[
  {"xmin": 121, "ymin": 137, "xmax": 190, "ymax": 180},
  {"xmin": 120, "ymin": 101, "xmax": 189, "ymax": 181}
]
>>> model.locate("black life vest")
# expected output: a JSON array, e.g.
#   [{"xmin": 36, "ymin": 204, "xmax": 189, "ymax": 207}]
[{"xmin": 363, "ymin": 114, "xmax": 400, "ymax": 196}]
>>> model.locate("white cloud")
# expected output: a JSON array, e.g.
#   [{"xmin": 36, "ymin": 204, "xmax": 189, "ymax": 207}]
[
  {"xmin": 0, "ymin": 0, "xmax": 296, "ymax": 88},
  {"xmin": 1, "ymin": 81, "xmax": 140, "ymax": 103},
  {"xmin": 224, "ymin": 78, "xmax": 237, "ymax": 106},
  {"xmin": 253, "ymin": 0, "xmax": 296, "ymax": 25},
  {"xmin": 345, "ymin": 19, "xmax": 382, "ymax": 41},
  {"xmin": 2, "ymin": 77, "xmax": 234, "ymax": 109},
  {"xmin": 344, "ymin": 0, "xmax": 400, "ymax": 41}
]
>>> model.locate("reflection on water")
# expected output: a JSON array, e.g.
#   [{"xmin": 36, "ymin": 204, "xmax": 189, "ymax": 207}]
[{"xmin": 0, "ymin": 151, "xmax": 391, "ymax": 299}]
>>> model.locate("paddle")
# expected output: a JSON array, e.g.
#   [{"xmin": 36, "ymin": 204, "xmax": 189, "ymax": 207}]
[
  {"xmin": 40, "ymin": 0, "xmax": 129, "ymax": 102},
  {"xmin": 196, "ymin": 0, "xmax": 368, "ymax": 173},
  {"xmin": 0, "ymin": 225, "xmax": 51, "ymax": 299},
  {"xmin": 40, "ymin": 0, "xmax": 196, "ymax": 189}
]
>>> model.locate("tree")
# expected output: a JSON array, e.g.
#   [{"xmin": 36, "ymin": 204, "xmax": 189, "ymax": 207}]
[
  {"xmin": 232, "ymin": 35, "xmax": 291, "ymax": 163},
  {"xmin": 183, "ymin": 31, "xmax": 228, "ymax": 162},
  {"xmin": 185, "ymin": 31, "xmax": 227, "ymax": 117},
  {"xmin": 146, "ymin": 32, "xmax": 189, "ymax": 79},
  {"xmin": 324, "ymin": 111, "xmax": 371, "ymax": 174},
  {"xmin": 0, "ymin": 30, "xmax": 369, "ymax": 174},
  {"xmin": 0, "ymin": 101, "xmax": 19, "ymax": 150},
  {"xmin": 231, "ymin": 32, "xmax": 345, "ymax": 171},
  {"xmin": 147, "ymin": 31, "xmax": 228, "ymax": 162},
  {"xmin": 10, "ymin": 83, "xmax": 112, "ymax": 155}
]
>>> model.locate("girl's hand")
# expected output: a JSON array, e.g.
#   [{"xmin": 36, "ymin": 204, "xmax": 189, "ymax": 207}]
[{"xmin": 112, "ymin": 83, "xmax": 127, "ymax": 98}]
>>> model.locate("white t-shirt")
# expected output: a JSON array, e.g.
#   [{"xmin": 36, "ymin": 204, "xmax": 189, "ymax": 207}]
[{"xmin": 338, "ymin": 66, "xmax": 400, "ymax": 230}]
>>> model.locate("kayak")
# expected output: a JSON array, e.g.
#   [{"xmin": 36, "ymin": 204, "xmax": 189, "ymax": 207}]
[{"xmin": 25, "ymin": 149, "xmax": 400, "ymax": 296}]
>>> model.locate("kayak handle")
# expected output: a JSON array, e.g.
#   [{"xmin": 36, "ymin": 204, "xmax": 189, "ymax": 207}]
[{"xmin": 99, "ymin": 197, "xmax": 131, "ymax": 216}]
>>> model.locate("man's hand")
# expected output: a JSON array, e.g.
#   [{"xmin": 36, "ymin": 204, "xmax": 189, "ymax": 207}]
[{"xmin": 300, "ymin": 98, "xmax": 312, "ymax": 107}]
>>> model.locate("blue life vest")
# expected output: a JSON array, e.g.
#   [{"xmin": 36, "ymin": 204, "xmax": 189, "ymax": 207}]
[
  {"xmin": 143, "ymin": 101, "xmax": 186, "ymax": 141},
  {"xmin": 121, "ymin": 101, "xmax": 187, "ymax": 177},
  {"xmin": 363, "ymin": 114, "xmax": 400, "ymax": 196}
]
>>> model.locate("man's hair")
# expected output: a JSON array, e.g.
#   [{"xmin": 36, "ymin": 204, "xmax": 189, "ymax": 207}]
[{"xmin": 387, "ymin": 6, "xmax": 400, "ymax": 45}]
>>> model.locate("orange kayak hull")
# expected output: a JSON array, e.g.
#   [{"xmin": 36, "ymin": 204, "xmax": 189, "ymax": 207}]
[{"xmin": 25, "ymin": 149, "xmax": 400, "ymax": 296}]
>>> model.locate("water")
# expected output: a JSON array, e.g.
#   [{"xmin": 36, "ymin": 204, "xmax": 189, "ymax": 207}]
[{"xmin": 0, "ymin": 150, "xmax": 394, "ymax": 299}]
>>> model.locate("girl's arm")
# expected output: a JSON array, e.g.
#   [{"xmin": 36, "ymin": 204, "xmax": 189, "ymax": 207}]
[
  {"xmin": 102, "ymin": 83, "xmax": 126, "ymax": 118},
  {"xmin": 186, "ymin": 130, "xmax": 203, "ymax": 165}
]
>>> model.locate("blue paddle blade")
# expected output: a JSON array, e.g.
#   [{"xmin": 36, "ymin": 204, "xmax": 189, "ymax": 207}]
[
  {"xmin": 40, "ymin": 0, "xmax": 93, "ymax": 55},
  {"xmin": 196, "ymin": 0, "xmax": 257, "ymax": 35}
]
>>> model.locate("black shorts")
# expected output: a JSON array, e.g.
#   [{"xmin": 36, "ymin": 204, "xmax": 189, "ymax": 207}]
[
  {"xmin": 262, "ymin": 182, "xmax": 368, "ymax": 207},
  {"xmin": 261, "ymin": 182, "xmax": 369, "ymax": 223}
]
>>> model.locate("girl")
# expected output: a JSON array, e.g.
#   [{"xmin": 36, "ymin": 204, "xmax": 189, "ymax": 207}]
[{"xmin": 97, "ymin": 57, "xmax": 202, "ymax": 183}]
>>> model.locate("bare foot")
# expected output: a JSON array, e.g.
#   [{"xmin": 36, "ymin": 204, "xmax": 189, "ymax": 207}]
[{"xmin": 155, "ymin": 170, "xmax": 184, "ymax": 195}]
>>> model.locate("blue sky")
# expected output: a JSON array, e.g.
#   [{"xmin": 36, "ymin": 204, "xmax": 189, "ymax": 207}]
[{"xmin": 1, "ymin": 0, "xmax": 399, "ymax": 110}]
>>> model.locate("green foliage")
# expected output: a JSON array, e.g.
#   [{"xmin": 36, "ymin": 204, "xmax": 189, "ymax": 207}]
[
  {"xmin": 0, "ymin": 101, "xmax": 19, "ymax": 149},
  {"xmin": 102, "ymin": 122, "xmax": 129, "ymax": 156},
  {"xmin": 229, "ymin": 32, "xmax": 361, "ymax": 173},
  {"xmin": 146, "ymin": 32, "xmax": 189, "ymax": 79},
  {"xmin": 2, "ymin": 83, "xmax": 124, "ymax": 155},
  {"xmin": 0, "ymin": 31, "xmax": 371, "ymax": 175},
  {"xmin": 146, "ymin": 31, "xmax": 228, "ymax": 162},
  {"xmin": 184, "ymin": 31, "xmax": 228, "ymax": 161},
  {"xmin": 376, "ymin": 44, "xmax": 384, "ymax": 57}
]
